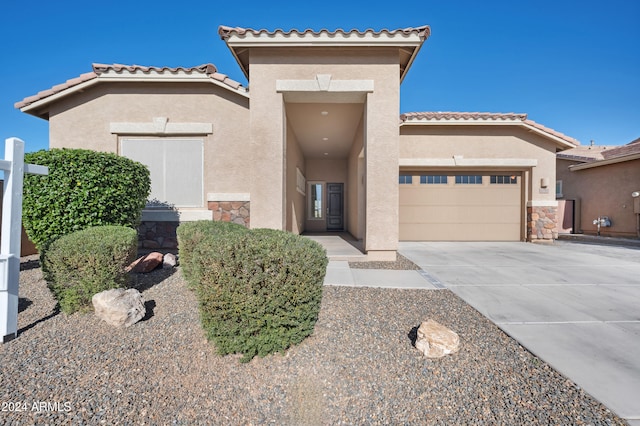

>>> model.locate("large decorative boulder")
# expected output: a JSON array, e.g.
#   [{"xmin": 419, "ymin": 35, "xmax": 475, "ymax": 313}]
[
  {"xmin": 415, "ymin": 319, "xmax": 460, "ymax": 358},
  {"xmin": 92, "ymin": 288, "xmax": 146, "ymax": 327}
]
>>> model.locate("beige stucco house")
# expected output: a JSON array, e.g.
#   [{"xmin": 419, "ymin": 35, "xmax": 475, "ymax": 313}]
[
  {"xmin": 15, "ymin": 25, "xmax": 579, "ymax": 259},
  {"xmin": 557, "ymin": 138, "xmax": 640, "ymax": 238}
]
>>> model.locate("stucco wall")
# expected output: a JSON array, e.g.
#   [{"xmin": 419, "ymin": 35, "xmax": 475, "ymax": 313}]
[
  {"xmin": 47, "ymin": 82, "xmax": 252, "ymax": 200},
  {"xmin": 347, "ymin": 122, "xmax": 365, "ymax": 240},
  {"xmin": 249, "ymin": 47, "xmax": 400, "ymax": 254},
  {"xmin": 558, "ymin": 158, "xmax": 640, "ymax": 237},
  {"xmin": 399, "ymin": 125, "xmax": 559, "ymax": 205},
  {"xmin": 285, "ymin": 121, "xmax": 305, "ymax": 234}
]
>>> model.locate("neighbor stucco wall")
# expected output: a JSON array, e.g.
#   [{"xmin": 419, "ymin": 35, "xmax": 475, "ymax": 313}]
[
  {"xmin": 47, "ymin": 82, "xmax": 252, "ymax": 202},
  {"xmin": 249, "ymin": 47, "xmax": 400, "ymax": 255},
  {"xmin": 558, "ymin": 158, "xmax": 640, "ymax": 237}
]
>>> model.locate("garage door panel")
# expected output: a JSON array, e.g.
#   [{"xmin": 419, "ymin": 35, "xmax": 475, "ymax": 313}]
[
  {"xmin": 399, "ymin": 223, "xmax": 521, "ymax": 241},
  {"xmin": 399, "ymin": 172, "xmax": 522, "ymax": 241}
]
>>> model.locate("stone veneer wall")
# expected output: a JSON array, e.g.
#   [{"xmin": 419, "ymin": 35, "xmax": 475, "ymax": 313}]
[
  {"xmin": 138, "ymin": 221, "xmax": 179, "ymax": 251},
  {"xmin": 527, "ymin": 206, "xmax": 558, "ymax": 241},
  {"xmin": 208, "ymin": 201, "xmax": 251, "ymax": 227},
  {"xmin": 137, "ymin": 202, "xmax": 250, "ymax": 251}
]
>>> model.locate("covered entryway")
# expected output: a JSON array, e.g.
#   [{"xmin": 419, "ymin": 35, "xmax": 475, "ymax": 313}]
[{"xmin": 399, "ymin": 172, "xmax": 523, "ymax": 241}]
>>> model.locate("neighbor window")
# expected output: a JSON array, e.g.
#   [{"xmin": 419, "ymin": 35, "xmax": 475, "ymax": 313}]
[
  {"xmin": 490, "ymin": 175, "xmax": 518, "ymax": 184},
  {"xmin": 399, "ymin": 175, "xmax": 413, "ymax": 184},
  {"xmin": 556, "ymin": 180, "xmax": 563, "ymax": 198},
  {"xmin": 308, "ymin": 182, "xmax": 323, "ymax": 219},
  {"xmin": 420, "ymin": 175, "xmax": 448, "ymax": 184},
  {"xmin": 121, "ymin": 138, "xmax": 203, "ymax": 207},
  {"xmin": 455, "ymin": 175, "xmax": 482, "ymax": 184}
]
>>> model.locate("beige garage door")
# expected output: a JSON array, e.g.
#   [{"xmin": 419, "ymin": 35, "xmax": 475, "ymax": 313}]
[{"xmin": 399, "ymin": 173, "xmax": 522, "ymax": 241}]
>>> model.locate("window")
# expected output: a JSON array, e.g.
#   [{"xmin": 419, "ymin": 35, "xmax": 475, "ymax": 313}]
[
  {"xmin": 556, "ymin": 180, "xmax": 563, "ymax": 198},
  {"xmin": 308, "ymin": 182, "xmax": 323, "ymax": 219},
  {"xmin": 490, "ymin": 175, "xmax": 518, "ymax": 184},
  {"xmin": 121, "ymin": 138, "xmax": 203, "ymax": 207},
  {"xmin": 455, "ymin": 175, "xmax": 482, "ymax": 184},
  {"xmin": 420, "ymin": 175, "xmax": 448, "ymax": 184},
  {"xmin": 399, "ymin": 175, "xmax": 413, "ymax": 184}
]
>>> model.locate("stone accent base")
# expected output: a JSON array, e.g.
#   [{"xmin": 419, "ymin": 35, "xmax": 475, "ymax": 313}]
[
  {"xmin": 137, "ymin": 221, "xmax": 179, "ymax": 251},
  {"xmin": 527, "ymin": 206, "xmax": 558, "ymax": 242},
  {"xmin": 208, "ymin": 201, "xmax": 250, "ymax": 227}
]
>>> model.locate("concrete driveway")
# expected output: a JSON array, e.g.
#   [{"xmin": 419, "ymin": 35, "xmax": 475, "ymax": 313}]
[{"xmin": 399, "ymin": 241, "xmax": 640, "ymax": 425}]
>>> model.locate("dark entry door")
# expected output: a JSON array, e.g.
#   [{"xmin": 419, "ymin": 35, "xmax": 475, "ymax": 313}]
[{"xmin": 326, "ymin": 183, "xmax": 344, "ymax": 231}]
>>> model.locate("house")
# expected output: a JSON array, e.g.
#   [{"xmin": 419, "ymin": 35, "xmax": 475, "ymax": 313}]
[
  {"xmin": 557, "ymin": 138, "xmax": 640, "ymax": 238},
  {"xmin": 15, "ymin": 25, "xmax": 579, "ymax": 260}
]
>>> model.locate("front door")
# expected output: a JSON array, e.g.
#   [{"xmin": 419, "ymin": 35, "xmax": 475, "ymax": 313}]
[{"xmin": 326, "ymin": 183, "xmax": 344, "ymax": 231}]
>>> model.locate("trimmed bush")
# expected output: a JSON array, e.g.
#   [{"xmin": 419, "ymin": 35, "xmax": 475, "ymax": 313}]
[
  {"xmin": 23, "ymin": 148, "xmax": 150, "ymax": 250},
  {"xmin": 42, "ymin": 226, "xmax": 138, "ymax": 314},
  {"xmin": 179, "ymin": 222, "xmax": 327, "ymax": 363},
  {"xmin": 177, "ymin": 220, "xmax": 249, "ymax": 286}
]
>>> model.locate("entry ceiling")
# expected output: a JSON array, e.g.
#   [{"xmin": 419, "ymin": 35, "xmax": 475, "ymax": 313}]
[{"xmin": 285, "ymin": 102, "xmax": 364, "ymax": 159}]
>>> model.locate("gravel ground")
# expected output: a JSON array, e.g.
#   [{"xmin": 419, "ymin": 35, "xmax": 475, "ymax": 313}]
[
  {"xmin": 349, "ymin": 253, "xmax": 420, "ymax": 270},
  {"xmin": 0, "ymin": 255, "xmax": 625, "ymax": 425}
]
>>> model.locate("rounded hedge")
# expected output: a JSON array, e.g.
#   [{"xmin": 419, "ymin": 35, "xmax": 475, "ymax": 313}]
[
  {"xmin": 42, "ymin": 225, "xmax": 138, "ymax": 314},
  {"xmin": 178, "ymin": 222, "xmax": 328, "ymax": 363},
  {"xmin": 23, "ymin": 148, "xmax": 151, "ymax": 250}
]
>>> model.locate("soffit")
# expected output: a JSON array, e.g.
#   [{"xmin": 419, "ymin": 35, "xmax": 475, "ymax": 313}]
[{"xmin": 285, "ymin": 102, "xmax": 364, "ymax": 159}]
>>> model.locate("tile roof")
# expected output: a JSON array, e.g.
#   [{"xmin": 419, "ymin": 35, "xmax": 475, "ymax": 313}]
[
  {"xmin": 556, "ymin": 145, "xmax": 617, "ymax": 162},
  {"xmin": 15, "ymin": 63, "xmax": 247, "ymax": 110},
  {"xmin": 601, "ymin": 137, "xmax": 640, "ymax": 159},
  {"xmin": 400, "ymin": 112, "xmax": 580, "ymax": 147},
  {"xmin": 218, "ymin": 25, "xmax": 431, "ymax": 40}
]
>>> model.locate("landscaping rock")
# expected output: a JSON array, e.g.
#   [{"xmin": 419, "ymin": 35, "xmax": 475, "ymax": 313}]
[
  {"xmin": 415, "ymin": 319, "xmax": 460, "ymax": 358},
  {"xmin": 129, "ymin": 252, "xmax": 163, "ymax": 273},
  {"xmin": 92, "ymin": 288, "xmax": 145, "ymax": 327},
  {"xmin": 163, "ymin": 253, "xmax": 177, "ymax": 269}
]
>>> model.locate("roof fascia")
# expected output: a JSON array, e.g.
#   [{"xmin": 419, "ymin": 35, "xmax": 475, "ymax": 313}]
[
  {"xmin": 400, "ymin": 119, "xmax": 577, "ymax": 149},
  {"xmin": 569, "ymin": 152, "xmax": 640, "ymax": 171},
  {"xmin": 19, "ymin": 79, "xmax": 100, "ymax": 115},
  {"xmin": 19, "ymin": 72, "xmax": 249, "ymax": 115},
  {"xmin": 222, "ymin": 30, "xmax": 427, "ymax": 82}
]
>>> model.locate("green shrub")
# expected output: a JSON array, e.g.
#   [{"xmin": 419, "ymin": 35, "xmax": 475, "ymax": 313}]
[
  {"xmin": 177, "ymin": 220, "xmax": 249, "ymax": 286},
  {"xmin": 42, "ymin": 226, "xmax": 138, "ymax": 314},
  {"xmin": 179, "ymin": 223, "xmax": 327, "ymax": 363},
  {"xmin": 23, "ymin": 148, "xmax": 150, "ymax": 250}
]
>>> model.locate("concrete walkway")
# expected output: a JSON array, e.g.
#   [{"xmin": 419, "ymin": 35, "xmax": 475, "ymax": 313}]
[{"xmin": 399, "ymin": 241, "xmax": 640, "ymax": 426}]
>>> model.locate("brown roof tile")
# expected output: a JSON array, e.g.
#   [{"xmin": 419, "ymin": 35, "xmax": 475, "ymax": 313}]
[
  {"xmin": 218, "ymin": 25, "xmax": 431, "ymax": 40},
  {"xmin": 600, "ymin": 137, "xmax": 640, "ymax": 159},
  {"xmin": 15, "ymin": 63, "xmax": 246, "ymax": 110},
  {"xmin": 557, "ymin": 145, "xmax": 617, "ymax": 162}
]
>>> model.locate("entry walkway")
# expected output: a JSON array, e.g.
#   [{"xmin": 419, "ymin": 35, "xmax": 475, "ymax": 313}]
[{"xmin": 303, "ymin": 234, "xmax": 439, "ymax": 289}]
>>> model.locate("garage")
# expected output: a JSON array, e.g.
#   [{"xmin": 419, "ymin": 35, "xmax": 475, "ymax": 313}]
[{"xmin": 399, "ymin": 172, "xmax": 523, "ymax": 241}]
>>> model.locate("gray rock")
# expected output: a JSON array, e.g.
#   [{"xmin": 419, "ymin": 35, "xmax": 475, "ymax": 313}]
[
  {"xmin": 415, "ymin": 319, "xmax": 460, "ymax": 358},
  {"xmin": 92, "ymin": 288, "xmax": 146, "ymax": 328},
  {"xmin": 163, "ymin": 253, "xmax": 177, "ymax": 269}
]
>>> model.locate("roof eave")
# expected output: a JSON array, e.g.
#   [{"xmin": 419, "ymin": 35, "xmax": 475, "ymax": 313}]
[
  {"xmin": 399, "ymin": 118, "xmax": 578, "ymax": 149},
  {"xmin": 569, "ymin": 152, "xmax": 640, "ymax": 170},
  {"xmin": 219, "ymin": 25, "xmax": 430, "ymax": 83}
]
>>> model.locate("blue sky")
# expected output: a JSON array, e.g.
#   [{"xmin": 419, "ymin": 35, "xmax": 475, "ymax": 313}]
[{"xmin": 1, "ymin": 0, "xmax": 638, "ymax": 154}]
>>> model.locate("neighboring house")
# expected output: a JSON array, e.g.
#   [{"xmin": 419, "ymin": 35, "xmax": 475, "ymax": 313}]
[
  {"xmin": 15, "ymin": 25, "xmax": 579, "ymax": 259},
  {"xmin": 557, "ymin": 138, "xmax": 640, "ymax": 238}
]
